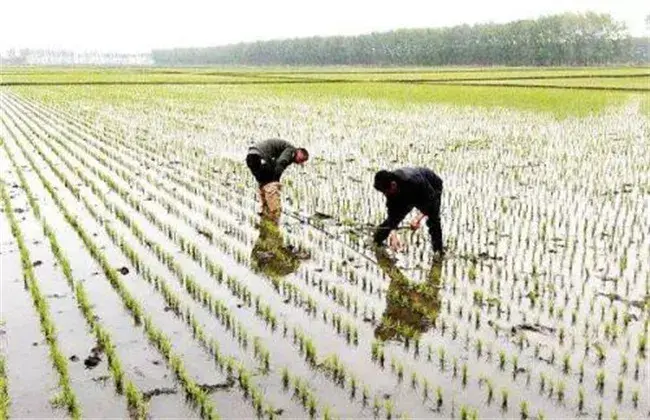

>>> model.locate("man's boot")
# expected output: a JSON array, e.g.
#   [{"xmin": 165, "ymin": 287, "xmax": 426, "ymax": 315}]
[{"xmin": 261, "ymin": 182, "xmax": 282, "ymax": 224}]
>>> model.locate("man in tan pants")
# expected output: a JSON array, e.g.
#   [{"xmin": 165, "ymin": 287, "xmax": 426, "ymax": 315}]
[{"xmin": 246, "ymin": 139, "xmax": 309, "ymax": 224}]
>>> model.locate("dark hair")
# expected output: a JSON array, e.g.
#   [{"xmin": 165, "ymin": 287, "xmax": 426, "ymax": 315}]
[
  {"xmin": 374, "ymin": 170, "xmax": 398, "ymax": 191},
  {"xmin": 296, "ymin": 147, "xmax": 309, "ymax": 159}
]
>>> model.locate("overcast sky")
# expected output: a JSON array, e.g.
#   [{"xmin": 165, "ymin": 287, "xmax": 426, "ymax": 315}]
[{"xmin": 1, "ymin": 0, "xmax": 647, "ymax": 53}]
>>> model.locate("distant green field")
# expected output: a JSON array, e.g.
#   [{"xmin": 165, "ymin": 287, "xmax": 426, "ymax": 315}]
[
  {"xmin": 447, "ymin": 76, "xmax": 649, "ymax": 89},
  {"xmin": 2, "ymin": 66, "xmax": 648, "ymax": 84},
  {"xmin": 2, "ymin": 66, "xmax": 648, "ymax": 117}
]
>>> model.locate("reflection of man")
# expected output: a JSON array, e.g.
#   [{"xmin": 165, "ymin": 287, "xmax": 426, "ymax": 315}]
[
  {"xmin": 251, "ymin": 220, "xmax": 305, "ymax": 278},
  {"xmin": 373, "ymin": 247, "xmax": 443, "ymax": 342}
]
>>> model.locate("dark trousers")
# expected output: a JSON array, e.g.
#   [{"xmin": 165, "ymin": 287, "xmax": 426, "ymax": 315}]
[
  {"xmin": 246, "ymin": 154, "xmax": 278, "ymax": 186},
  {"xmin": 422, "ymin": 191, "xmax": 443, "ymax": 252}
]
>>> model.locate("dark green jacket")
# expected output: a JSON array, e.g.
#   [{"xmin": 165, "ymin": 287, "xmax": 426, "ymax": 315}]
[{"xmin": 248, "ymin": 138, "xmax": 297, "ymax": 178}]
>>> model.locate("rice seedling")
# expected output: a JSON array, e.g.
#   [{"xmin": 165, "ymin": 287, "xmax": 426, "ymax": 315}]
[
  {"xmin": 373, "ymin": 397, "xmax": 381, "ymax": 417},
  {"xmin": 578, "ymin": 387, "xmax": 585, "ymax": 412},
  {"xmin": 562, "ymin": 353, "xmax": 571, "ymax": 374},
  {"xmin": 385, "ymin": 399, "xmax": 394, "ymax": 420},
  {"xmin": 486, "ymin": 379, "xmax": 494, "ymax": 404},
  {"xmin": 557, "ymin": 381, "xmax": 565, "ymax": 402},
  {"xmin": 349, "ymin": 375, "xmax": 357, "ymax": 399},
  {"xmin": 362, "ymin": 386, "xmax": 369, "ymax": 405},
  {"xmin": 596, "ymin": 370, "xmax": 605, "ymax": 392},
  {"xmin": 438, "ymin": 347, "xmax": 446, "ymax": 370},
  {"xmin": 520, "ymin": 401, "xmax": 529, "ymax": 419},
  {"xmin": 462, "ymin": 363, "xmax": 468, "ymax": 387},
  {"xmin": 0, "ymin": 357, "xmax": 9, "ymax": 419},
  {"xmin": 323, "ymin": 406, "xmax": 333, "ymax": 420},
  {"xmin": 631, "ymin": 389, "xmax": 639, "ymax": 408},
  {"xmin": 638, "ymin": 333, "xmax": 647, "ymax": 357},
  {"xmin": 579, "ymin": 360, "xmax": 585, "ymax": 383}
]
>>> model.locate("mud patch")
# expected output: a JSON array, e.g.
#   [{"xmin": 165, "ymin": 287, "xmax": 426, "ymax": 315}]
[
  {"xmin": 198, "ymin": 376, "xmax": 236, "ymax": 393},
  {"xmin": 456, "ymin": 252, "xmax": 504, "ymax": 263},
  {"xmin": 84, "ymin": 344, "xmax": 104, "ymax": 369},
  {"xmin": 597, "ymin": 292, "xmax": 649, "ymax": 311},
  {"xmin": 142, "ymin": 387, "xmax": 178, "ymax": 401},
  {"xmin": 510, "ymin": 323, "xmax": 556, "ymax": 335}
]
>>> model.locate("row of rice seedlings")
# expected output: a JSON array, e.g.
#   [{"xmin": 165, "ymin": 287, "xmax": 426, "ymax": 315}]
[
  {"xmin": 406, "ymin": 317, "xmax": 578, "ymax": 411},
  {"xmin": 12, "ymin": 87, "xmax": 640, "ymax": 284},
  {"xmin": 39, "ymin": 115, "xmax": 372, "ymax": 350},
  {"xmin": 2, "ymin": 138, "xmax": 148, "ymax": 418},
  {"xmin": 0, "ymin": 177, "xmax": 81, "ymax": 419},
  {"xmin": 40, "ymin": 88, "xmax": 648, "ymax": 390},
  {"xmin": 280, "ymin": 367, "xmax": 334, "ymax": 419},
  {"xmin": 20, "ymin": 113, "xmax": 376, "ymax": 383},
  {"xmin": 11, "ymin": 91, "xmax": 648, "ymax": 414},
  {"xmin": 20, "ymin": 89, "xmax": 648, "ymax": 318},
  {"xmin": 0, "ymin": 356, "xmax": 9, "ymax": 420},
  {"xmin": 3, "ymin": 111, "xmax": 357, "ymax": 419},
  {"xmin": 4, "ymin": 118, "xmax": 274, "ymax": 416},
  {"xmin": 2, "ymin": 122, "xmax": 221, "ymax": 420},
  {"xmin": 10, "ymin": 92, "xmax": 600, "ymax": 384},
  {"xmin": 23, "ymin": 100, "xmax": 392, "ymax": 306},
  {"xmin": 426, "ymin": 276, "xmax": 645, "ymax": 407},
  {"xmin": 20, "ymin": 100, "xmax": 404, "ymax": 418},
  {"xmin": 105, "ymin": 220, "xmax": 284, "ymax": 416},
  {"xmin": 15, "ymin": 97, "xmax": 390, "ymax": 345}
]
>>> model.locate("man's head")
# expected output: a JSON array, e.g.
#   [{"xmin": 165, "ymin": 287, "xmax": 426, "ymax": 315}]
[
  {"xmin": 374, "ymin": 170, "xmax": 400, "ymax": 197},
  {"xmin": 294, "ymin": 148, "xmax": 309, "ymax": 165}
]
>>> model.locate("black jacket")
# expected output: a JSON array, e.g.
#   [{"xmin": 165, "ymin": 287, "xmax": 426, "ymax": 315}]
[
  {"xmin": 373, "ymin": 167, "xmax": 443, "ymax": 244},
  {"xmin": 248, "ymin": 138, "xmax": 297, "ymax": 178}
]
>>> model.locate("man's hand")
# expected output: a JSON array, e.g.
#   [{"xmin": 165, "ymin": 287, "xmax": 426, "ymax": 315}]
[
  {"xmin": 388, "ymin": 231, "xmax": 405, "ymax": 252},
  {"xmin": 409, "ymin": 212, "xmax": 427, "ymax": 231}
]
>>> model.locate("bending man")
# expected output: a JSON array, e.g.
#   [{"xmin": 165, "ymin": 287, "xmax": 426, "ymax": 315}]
[
  {"xmin": 372, "ymin": 167, "xmax": 444, "ymax": 255},
  {"xmin": 246, "ymin": 138, "xmax": 309, "ymax": 224}
]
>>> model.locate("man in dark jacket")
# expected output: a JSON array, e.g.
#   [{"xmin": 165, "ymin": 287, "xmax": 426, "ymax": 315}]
[
  {"xmin": 246, "ymin": 138, "xmax": 309, "ymax": 223},
  {"xmin": 373, "ymin": 167, "xmax": 444, "ymax": 255}
]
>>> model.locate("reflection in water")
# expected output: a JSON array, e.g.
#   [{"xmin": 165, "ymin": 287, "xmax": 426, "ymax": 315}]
[
  {"xmin": 374, "ymin": 248, "xmax": 443, "ymax": 342},
  {"xmin": 250, "ymin": 220, "xmax": 305, "ymax": 278}
]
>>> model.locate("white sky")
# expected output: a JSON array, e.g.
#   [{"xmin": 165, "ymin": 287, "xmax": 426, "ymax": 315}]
[{"xmin": 0, "ymin": 0, "xmax": 647, "ymax": 54}]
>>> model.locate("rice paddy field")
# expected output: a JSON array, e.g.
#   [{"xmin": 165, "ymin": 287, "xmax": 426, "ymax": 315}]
[{"xmin": 0, "ymin": 66, "xmax": 649, "ymax": 419}]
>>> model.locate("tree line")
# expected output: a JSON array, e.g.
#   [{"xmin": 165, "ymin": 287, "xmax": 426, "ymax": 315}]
[{"xmin": 152, "ymin": 13, "xmax": 648, "ymax": 67}]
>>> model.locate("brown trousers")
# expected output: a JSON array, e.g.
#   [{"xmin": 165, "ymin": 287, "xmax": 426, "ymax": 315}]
[{"xmin": 259, "ymin": 181, "xmax": 282, "ymax": 223}]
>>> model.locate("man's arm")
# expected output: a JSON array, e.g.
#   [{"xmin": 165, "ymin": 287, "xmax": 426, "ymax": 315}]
[
  {"xmin": 373, "ymin": 200, "xmax": 411, "ymax": 245},
  {"xmin": 274, "ymin": 147, "xmax": 296, "ymax": 178}
]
